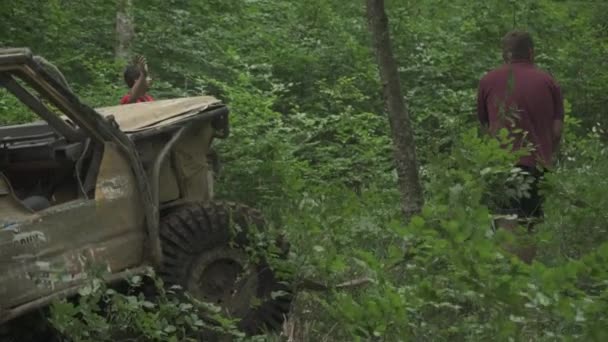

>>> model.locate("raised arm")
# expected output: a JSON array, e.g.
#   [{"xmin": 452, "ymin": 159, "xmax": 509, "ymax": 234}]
[{"xmin": 127, "ymin": 55, "xmax": 151, "ymax": 104}]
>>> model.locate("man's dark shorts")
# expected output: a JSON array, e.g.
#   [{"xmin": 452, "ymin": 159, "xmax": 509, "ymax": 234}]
[{"xmin": 503, "ymin": 165, "xmax": 545, "ymax": 219}]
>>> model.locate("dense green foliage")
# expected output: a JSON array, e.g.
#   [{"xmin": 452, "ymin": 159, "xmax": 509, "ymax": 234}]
[
  {"xmin": 2, "ymin": 0, "xmax": 608, "ymax": 340},
  {"xmin": 49, "ymin": 269, "xmax": 243, "ymax": 341}
]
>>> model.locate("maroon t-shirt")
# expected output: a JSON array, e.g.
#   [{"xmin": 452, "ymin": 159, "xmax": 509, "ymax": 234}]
[{"xmin": 477, "ymin": 60, "xmax": 564, "ymax": 167}]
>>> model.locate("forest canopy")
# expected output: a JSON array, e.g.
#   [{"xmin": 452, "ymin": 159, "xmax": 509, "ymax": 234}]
[{"xmin": 2, "ymin": 0, "xmax": 608, "ymax": 340}]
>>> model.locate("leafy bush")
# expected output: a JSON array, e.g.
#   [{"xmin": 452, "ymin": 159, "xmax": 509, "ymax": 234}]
[
  {"xmin": 282, "ymin": 129, "xmax": 608, "ymax": 341},
  {"xmin": 49, "ymin": 268, "xmax": 242, "ymax": 342}
]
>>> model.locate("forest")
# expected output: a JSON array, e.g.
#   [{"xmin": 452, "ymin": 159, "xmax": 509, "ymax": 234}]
[{"xmin": 2, "ymin": 0, "xmax": 608, "ymax": 341}]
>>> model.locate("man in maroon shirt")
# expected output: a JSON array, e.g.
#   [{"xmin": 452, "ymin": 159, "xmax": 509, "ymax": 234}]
[
  {"xmin": 477, "ymin": 31, "xmax": 564, "ymax": 255},
  {"xmin": 120, "ymin": 55, "xmax": 154, "ymax": 104}
]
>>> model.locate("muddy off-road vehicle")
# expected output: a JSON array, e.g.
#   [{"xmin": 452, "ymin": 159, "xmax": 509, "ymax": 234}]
[{"xmin": 0, "ymin": 48, "xmax": 291, "ymax": 337}]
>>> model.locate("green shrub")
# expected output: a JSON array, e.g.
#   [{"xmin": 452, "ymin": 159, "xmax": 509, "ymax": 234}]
[{"xmin": 49, "ymin": 268, "xmax": 242, "ymax": 342}]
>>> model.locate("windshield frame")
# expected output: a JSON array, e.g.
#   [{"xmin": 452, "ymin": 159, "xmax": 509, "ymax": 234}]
[{"xmin": 0, "ymin": 48, "xmax": 109, "ymax": 143}]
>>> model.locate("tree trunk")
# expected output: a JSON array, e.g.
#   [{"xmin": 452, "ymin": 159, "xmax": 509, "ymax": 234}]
[
  {"xmin": 365, "ymin": 0, "xmax": 424, "ymax": 220},
  {"xmin": 115, "ymin": 0, "xmax": 135, "ymax": 61}
]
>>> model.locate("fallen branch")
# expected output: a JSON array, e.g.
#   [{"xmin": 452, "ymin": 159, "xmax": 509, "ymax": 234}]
[{"xmin": 297, "ymin": 277, "xmax": 375, "ymax": 292}]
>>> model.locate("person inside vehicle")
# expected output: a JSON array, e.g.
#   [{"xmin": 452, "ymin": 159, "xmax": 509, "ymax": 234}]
[
  {"xmin": 476, "ymin": 30, "xmax": 564, "ymax": 263},
  {"xmin": 120, "ymin": 55, "xmax": 154, "ymax": 104}
]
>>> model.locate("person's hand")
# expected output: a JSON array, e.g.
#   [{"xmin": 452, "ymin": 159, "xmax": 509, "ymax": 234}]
[
  {"xmin": 133, "ymin": 54, "xmax": 153, "ymax": 87},
  {"xmin": 133, "ymin": 54, "xmax": 149, "ymax": 77}
]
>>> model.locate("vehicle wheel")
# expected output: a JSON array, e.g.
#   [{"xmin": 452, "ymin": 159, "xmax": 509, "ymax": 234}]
[{"xmin": 158, "ymin": 202, "xmax": 292, "ymax": 335}]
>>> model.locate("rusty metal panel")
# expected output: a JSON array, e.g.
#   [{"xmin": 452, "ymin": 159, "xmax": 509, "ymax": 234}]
[
  {"xmin": 173, "ymin": 123, "xmax": 214, "ymax": 203},
  {"xmin": 135, "ymin": 136, "xmax": 180, "ymax": 203},
  {"xmin": 0, "ymin": 143, "xmax": 145, "ymax": 316},
  {"xmin": 93, "ymin": 142, "xmax": 146, "ymax": 273},
  {"xmin": 159, "ymin": 158, "xmax": 180, "ymax": 203}
]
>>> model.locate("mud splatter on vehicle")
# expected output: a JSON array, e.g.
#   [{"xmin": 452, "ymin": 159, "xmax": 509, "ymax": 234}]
[{"xmin": 0, "ymin": 48, "xmax": 292, "ymax": 340}]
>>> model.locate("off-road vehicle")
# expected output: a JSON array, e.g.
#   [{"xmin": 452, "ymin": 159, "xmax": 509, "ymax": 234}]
[{"xmin": 0, "ymin": 48, "xmax": 291, "ymax": 338}]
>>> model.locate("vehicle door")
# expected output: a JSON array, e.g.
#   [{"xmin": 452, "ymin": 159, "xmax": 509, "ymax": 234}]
[{"xmin": 0, "ymin": 49, "xmax": 145, "ymax": 314}]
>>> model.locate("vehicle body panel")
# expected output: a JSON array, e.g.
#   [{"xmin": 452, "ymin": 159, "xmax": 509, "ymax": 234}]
[
  {"xmin": 0, "ymin": 47, "xmax": 228, "ymax": 323},
  {"xmin": 0, "ymin": 142, "xmax": 143, "ymax": 310}
]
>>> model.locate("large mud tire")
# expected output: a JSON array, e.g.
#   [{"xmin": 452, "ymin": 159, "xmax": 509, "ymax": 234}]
[{"xmin": 159, "ymin": 202, "xmax": 292, "ymax": 335}]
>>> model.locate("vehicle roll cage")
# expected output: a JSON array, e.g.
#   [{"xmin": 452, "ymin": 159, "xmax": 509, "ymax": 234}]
[{"xmin": 0, "ymin": 48, "xmax": 229, "ymax": 267}]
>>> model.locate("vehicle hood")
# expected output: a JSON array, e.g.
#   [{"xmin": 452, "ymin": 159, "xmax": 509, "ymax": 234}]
[{"xmin": 94, "ymin": 96, "xmax": 223, "ymax": 133}]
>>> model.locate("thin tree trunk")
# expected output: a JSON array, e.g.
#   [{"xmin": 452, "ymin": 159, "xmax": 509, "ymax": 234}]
[
  {"xmin": 115, "ymin": 0, "xmax": 135, "ymax": 61},
  {"xmin": 365, "ymin": 0, "xmax": 424, "ymax": 220}
]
